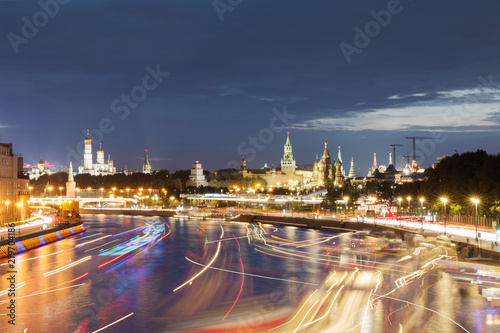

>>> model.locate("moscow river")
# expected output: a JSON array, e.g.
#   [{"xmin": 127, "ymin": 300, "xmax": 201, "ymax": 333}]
[{"xmin": 1, "ymin": 214, "xmax": 500, "ymax": 332}]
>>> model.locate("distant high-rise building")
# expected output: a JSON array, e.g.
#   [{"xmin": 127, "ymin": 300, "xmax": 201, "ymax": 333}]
[
  {"xmin": 0, "ymin": 143, "xmax": 30, "ymax": 226},
  {"xmin": 142, "ymin": 149, "xmax": 151, "ymax": 174}
]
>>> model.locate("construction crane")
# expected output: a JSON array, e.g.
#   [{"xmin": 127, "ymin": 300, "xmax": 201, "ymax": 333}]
[
  {"xmin": 389, "ymin": 144, "xmax": 403, "ymax": 167},
  {"xmin": 404, "ymin": 137, "xmax": 433, "ymax": 164}
]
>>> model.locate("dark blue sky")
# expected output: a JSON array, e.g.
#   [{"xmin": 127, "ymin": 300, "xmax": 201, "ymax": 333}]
[{"xmin": 2, "ymin": 0, "xmax": 500, "ymax": 174}]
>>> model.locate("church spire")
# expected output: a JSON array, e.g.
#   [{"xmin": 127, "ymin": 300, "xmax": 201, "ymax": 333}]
[
  {"xmin": 142, "ymin": 149, "xmax": 151, "ymax": 174},
  {"xmin": 372, "ymin": 153, "xmax": 378, "ymax": 173},
  {"xmin": 337, "ymin": 146, "xmax": 342, "ymax": 163},
  {"xmin": 68, "ymin": 161, "xmax": 74, "ymax": 181},
  {"xmin": 349, "ymin": 157, "xmax": 356, "ymax": 178},
  {"xmin": 84, "ymin": 129, "xmax": 91, "ymax": 143},
  {"xmin": 323, "ymin": 139, "xmax": 330, "ymax": 158},
  {"xmin": 388, "ymin": 152, "xmax": 393, "ymax": 165}
]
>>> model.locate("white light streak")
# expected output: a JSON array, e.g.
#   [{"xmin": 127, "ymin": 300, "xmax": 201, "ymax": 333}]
[{"xmin": 91, "ymin": 312, "xmax": 134, "ymax": 333}]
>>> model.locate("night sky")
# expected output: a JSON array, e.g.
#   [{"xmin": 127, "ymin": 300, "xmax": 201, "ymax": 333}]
[{"xmin": 1, "ymin": 1, "xmax": 500, "ymax": 174}]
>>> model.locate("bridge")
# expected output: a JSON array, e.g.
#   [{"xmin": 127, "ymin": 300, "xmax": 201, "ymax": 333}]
[
  {"xmin": 181, "ymin": 193, "xmax": 324, "ymax": 206},
  {"xmin": 29, "ymin": 196, "xmax": 137, "ymax": 210}
]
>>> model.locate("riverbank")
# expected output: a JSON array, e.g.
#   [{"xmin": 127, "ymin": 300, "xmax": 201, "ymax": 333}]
[
  {"xmin": 80, "ymin": 208, "xmax": 177, "ymax": 217},
  {"xmin": 231, "ymin": 214, "xmax": 500, "ymax": 261},
  {"xmin": 0, "ymin": 221, "xmax": 86, "ymax": 258}
]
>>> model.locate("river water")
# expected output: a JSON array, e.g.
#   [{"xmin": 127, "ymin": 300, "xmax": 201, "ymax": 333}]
[{"xmin": 1, "ymin": 214, "xmax": 499, "ymax": 332}]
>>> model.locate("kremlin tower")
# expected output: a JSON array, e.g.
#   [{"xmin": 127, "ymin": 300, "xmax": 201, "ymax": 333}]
[
  {"xmin": 142, "ymin": 149, "xmax": 152, "ymax": 174},
  {"xmin": 280, "ymin": 132, "xmax": 296, "ymax": 174}
]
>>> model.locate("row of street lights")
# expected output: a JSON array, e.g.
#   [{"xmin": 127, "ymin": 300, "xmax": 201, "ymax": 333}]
[{"xmin": 395, "ymin": 196, "xmax": 481, "ymax": 241}]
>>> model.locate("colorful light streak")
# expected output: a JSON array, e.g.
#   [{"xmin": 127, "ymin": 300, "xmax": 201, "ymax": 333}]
[
  {"xmin": 43, "ymin": 256, "xmax": 92, "ymax": 277},
  {"xmin": 376, "ymin": 294, "xmax": 471, "ymax": 333},
  {"xmin": 221, "ymin": 234, "xmax": 244, "ymax": 322},
  {"xmin": 91, "ymin": 312, "xmax": 135, "ymax": 333},
  {"xmin": 270, "ymin": 290, "xmax": 319, "ymax": 331},
  {"xmin": 185, "ymin": 256, "xmax": 317, "ymax": 286},
  {"xmin": 0, "ymin": 283, "xmax": 86, "ymax": 305},
  {"xmin": 0, "ymin": 303, "xmax": 95, "ymax": 330},
  {"xmin": 173, "ymin": 225, "xmax": 224, "ymax": 292}
]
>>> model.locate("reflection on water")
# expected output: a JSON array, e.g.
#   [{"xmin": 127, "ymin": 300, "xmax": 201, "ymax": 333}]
[{"xmin": 1, "ymin": 215, "xmax": 499, "ymax": 332}]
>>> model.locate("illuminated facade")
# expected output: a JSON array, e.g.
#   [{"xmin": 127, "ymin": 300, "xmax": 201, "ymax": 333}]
[
  {"xmin": 280, "ymin": 132, "xmax": 296, "ymax": 174},
  {"xmin": 186, "ymin": 161, "xmax": 208, "ymax": 187},
  {"xmin": 0, "ymin": 143, "xmax": 30, "ymax": 226},
  {"xmin": 26, "ymin": 155, "xmax": 50, "ymax": 180},
  {"xmin": 78, "ymin": 130, "xmax": 116, "ymax": 176}
]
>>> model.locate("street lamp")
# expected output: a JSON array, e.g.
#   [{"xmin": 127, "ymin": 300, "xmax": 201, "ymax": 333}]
[
  {"xmin": 126, "ymin": 188, "xmax": 130, "ymax": 198},
  {"xmin": 419, "ymin": 197, "xmax": 425, "ymax": 232},
  {"xmin": 47, "ymin": 186, "xmax": 53, "ymax": 197},
  {"xmin": 16, "ymin": 202, "xmax": 22, "ymax": 235},
  {"xmin": 100, "ymin": 187, "xmax": 104, "ymax": 198},
  {"xmin": 440, "ymin": 197, "xmax": 448, "ymax": 235},
  {"xmin": 471, "ymin": 198, "xmax": 479, "ymax": 243},
  {"xmin": 397, "ymin": 197, "xmax": 402, "ymax": 227},
  {"xmin": 59, "ymin": 186, "xmax": 63, "ymax": 197},
  {"xmin": 406, "ymin": 196, "xmax": 411, "ymax": 216},
  {"xmin": 344, "ymin": 196, "xmax": 349, "ymax": 214}
]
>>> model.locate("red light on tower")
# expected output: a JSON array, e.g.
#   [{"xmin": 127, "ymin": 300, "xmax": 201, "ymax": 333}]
[{"xmin": 287, "ymin": 131, "xmax": 290, "ymax": 135}]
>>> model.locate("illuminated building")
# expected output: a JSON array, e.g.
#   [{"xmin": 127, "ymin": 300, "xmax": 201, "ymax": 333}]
[
  {"xmin": 348, "ymin": 157, "xmax": 357, "ymax": 178},
  {"xmin": 280, "ymin": 132, "xmax": 296, "ymax": 174},
  {"xmin": 25, "ymin": 155, "xmax": 50, "ymax": 180},
  {"xmin": 142, "ymin": 149, "xmax": 152, "ymax": 174},
  {"xmin": 78, "ymin": 129, "xmax": 116, "ymax": 176},
  {"xmin": 186, "ymin": 161, "xmax": 208, "ymax": 187},
  {"xmin": 66, "ymin": 161, "xmax": 76, "ymax": 198},
  {"xmin": 0, "ymin": 143, "xmax": 30, "ymax": 226}
]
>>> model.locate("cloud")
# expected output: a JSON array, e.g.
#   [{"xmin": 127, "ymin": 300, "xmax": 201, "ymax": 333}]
[
  {"xmin": 436, "ymin": 87, "xmax": 500, "ymax": 100},
  {"xmin": 290, "ymin": 101, "xmax": 500, "ymax": 132},
  {"xmin": 387, "ymin": 93, "xmax": 428, "ymax": 100}
]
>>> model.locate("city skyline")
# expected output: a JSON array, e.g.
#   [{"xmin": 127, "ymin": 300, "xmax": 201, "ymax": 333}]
[{"xmin": 1, "ymin": 1, "xmax": 500, "ymax": 172}]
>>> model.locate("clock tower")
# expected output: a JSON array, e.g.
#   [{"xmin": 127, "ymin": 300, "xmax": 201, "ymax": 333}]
[{"xmin": 280, "ymin": 132, "xmax": 296, "ymax": 174}]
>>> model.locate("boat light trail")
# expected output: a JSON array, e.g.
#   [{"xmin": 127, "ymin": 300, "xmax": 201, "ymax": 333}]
[
  {"xmin": 173, "ymin": 225, "xmax": 224, "ymax": 292},
  {"xmin": 376, "ymin": 295, "xmax": 470, "ymax": 333},
  {"xmin": 91, "ymin": 312, "xmax": 134, "ymax": 333},
  {"xmin": 185, "ymin": 257, "xmax": 317, "ymax": 286},
  {"xmin": 0, "ymin": 283, "xmax": 86, "ymax": 304},
  {"xmin": 270, "ymin": 290, "xmax": 319, "ymax": 331},
  {"xmin": 43, "ymin": 256, "xmax": 92, "ymax": 277},
  {"xmin": 76, "ymin": 235, "xmax": 112, "ymax": 248},
  {"xmin": 221, "ymin": 235, "xmax": 245, "ymax": 322},
  {"xmin": 305, "ymin": 285, "xmax": 344, "ymax": 327}
]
